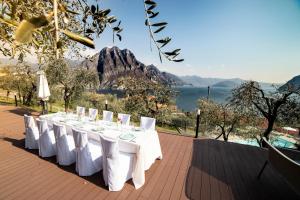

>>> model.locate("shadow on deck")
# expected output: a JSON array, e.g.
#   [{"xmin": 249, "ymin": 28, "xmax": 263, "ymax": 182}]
[{"xmin": 185, "ymin": 139, "xmax": 300, "ymax": 200}]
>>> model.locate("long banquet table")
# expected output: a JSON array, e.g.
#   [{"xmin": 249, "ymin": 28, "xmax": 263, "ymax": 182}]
[{"xmin": 40, "ymin": 112, "xmax": 163, "ymax": 189}]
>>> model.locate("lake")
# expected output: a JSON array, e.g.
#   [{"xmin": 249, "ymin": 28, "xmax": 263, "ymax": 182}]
[
  {"xmin": 174, "ymin": 87, "xmax": 232, "ymax": 111},
  {"xmin": 98, "ymin": 87, "xmax": 233, "ymax": 112}
]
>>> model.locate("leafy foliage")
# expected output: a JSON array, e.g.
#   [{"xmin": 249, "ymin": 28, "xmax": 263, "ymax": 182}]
[
  {"xmin": 143, "ymin": 0, "xmax": 184, "ymax": 63},
  {"xmin": 118, "ymin": 76, "xmax": 176, "ymax": 122},
  {"xmin": 0, "ymin": 0, "xmax": 122, "ymax": 62},
  {"xmin": 231, "ymin": 81, "xmax": 300, "ymax": 143},
  {"xmin": 0, "ymin": 0, "xmax": 182, "ymax": 64},
  {"xmin": 46, "ymin": 59, "xmax": 99, "ymax": 111},
  {"xmin": 198, "ymin": 99, "xmax": 252, "ymax": 141},
  {"xmin": 0, "ymin": 63, "xmax": 37, "ymax": 105}
]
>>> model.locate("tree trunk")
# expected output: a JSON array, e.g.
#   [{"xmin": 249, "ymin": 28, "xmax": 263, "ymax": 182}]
[
  {"xmin": 223, "ymin": 133, "xmax": 228, "ymax": 142},
  {"xmin": 221, "ymin": 128, "xmax": 228, "ymax": 142},
  {"xmin": 6, "ymin": 90, "xmax": 10, "ymax": 101},
  {"xmin": 263, "ymin": 117, "xmax": 275, "ymax": 140},
  {"xmin": 64, "ymin": 98, "xmax": 70, "ymax": 112},
  {"xmin": 25, "ymin": 87, "xmax": 35, "ymax": 106},
  {"xmin": 261, "ymin": 117, "xmax": 275, "ymax": 147}
]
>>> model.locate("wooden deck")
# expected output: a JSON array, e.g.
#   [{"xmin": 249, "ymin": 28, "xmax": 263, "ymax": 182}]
[{"xmin": 0, "ymin": 105, "xmax": 299, "ymax": 200}]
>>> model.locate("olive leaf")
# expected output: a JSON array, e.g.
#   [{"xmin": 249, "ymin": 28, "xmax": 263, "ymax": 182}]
[
  {"xmin": 86, "ymin": 29, "xmax": 95, "ymax": 34},
  {"xmin": 100, "ymin": 9, "xmax": 111, "ymax": 17},
  {"xmin": 145, "ymin": 19, "xmax": 150, "ymax": 26},
  {"xmin": 116, "ymin": 33, "xmax": 122, "ymax": 41},
  {"xmin": 148, "ymin": 4, "xmax": 156, "ymax": 10},
  {"xmin": 61, "ymin": 29, "xmax": 95, "ymax": 49},
  {"xmin": 28, "ymin": 13, "xmax": 53, "ymax": 28},
  {"xmin": 15, "ymin": 20, "xmax": 35, "ymax": 43},
  {"xmin": 14, "ymin": 13, "xmax": 53, "ymax": 44},
  {"xmin": 149, "ymin": 12, "xmax": 159, "ymax": 18},
  {"xmin": 145, "ymin": 0, "xmax": 156, "ymax": 5},
  {"xmin": 147, "ymin": 10, "xmax": 154, "ymax": 15},
  {"xmin": 151, "ymin": 22, "xmax": 167, "ymax": 27},
  {"xmin": 109, "ymin": 18, "xmax": 117, "ymax": 23},
  {"xmin": 57, "ymin": 41, "xmax": 63, "ymax": 49},
  {"xmin": 165, "ymin": 49, "xmax": 181, "ymax": 56},
  {"xmin": 154, "ymin": 26, "xmax": 166, "ymax": 33},
  {"xmin": 91, "ymin": 5, "xmax": 96, "ymax": 14},
  {"xmin": 173, "ymin": 59, "xmax": 184, "ymax": 62}
]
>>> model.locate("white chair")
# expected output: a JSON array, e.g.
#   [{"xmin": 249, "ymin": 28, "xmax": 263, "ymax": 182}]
[
  {"xmin": 89, "ymin": 108, "xmax": 98, "ymax": 121},
  {"xmin": 36, "ymin": 118, "xmax": 56, "ymax": 157},
  {"xmin": 117, "ymin": 113, "xmax": 131, "ymax": 126},
  {"xmin": 140, "ymin": 116, "xmax": 156, "ymax": 131},
  {"xmin": 24, "ymin": 114, "xmax": 39, "ymax": 149},
  {"xmin": 100, "ymin": 136, "xmax": 135, "ymax": 191},
  {"xmin": 103, "ymin": 110, "xmax": 113, "ymax": 122},
  {"xmin": 76, "ymin": 106, "xmax": 85, "ymax": 117},
  {"xmin": 53, "ymin": 123, "xmax": 76, "ymax": 166},
  {"xmin": 72, "ymin": 129, "xmax": 102, "ymax": 176}
]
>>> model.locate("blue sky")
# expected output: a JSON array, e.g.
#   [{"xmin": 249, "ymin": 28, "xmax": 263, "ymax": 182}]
[{"xmin": 89, "ymin": 0, "xmax": 300, "ymax": 83}]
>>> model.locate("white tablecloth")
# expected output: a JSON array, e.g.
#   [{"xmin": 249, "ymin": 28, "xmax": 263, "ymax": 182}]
[{"xmin": 40, "ymin": 112, "xmax": 163, "ymax": 189}]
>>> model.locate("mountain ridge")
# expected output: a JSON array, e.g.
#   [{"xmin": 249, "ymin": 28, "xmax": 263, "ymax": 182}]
[
  {"xmin": 180, "ymin": 75, "xmax": 280, "ymax": 89},
  {"xmin": 279, "ymin": 75, "xmax": 300, "ymax": 91},
  {"xmin": 82, "ymin": 46, "xmax": 185, "ymax": 88}
]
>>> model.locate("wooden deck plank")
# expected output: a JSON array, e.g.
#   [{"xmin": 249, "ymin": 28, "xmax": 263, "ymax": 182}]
[
  {"xmin": 138, "ymin": 134, "xmax": 182, "ymax": 199},
  {"xmin": 158, "ymin": 137, "xmax": 191, "ymax": 200},
  {"xmin": 200, "ymin": 140, "xmax": 211, "ymax": 200},
  {"xmin": 125, "ymin": 133, "xmax": 175, "ymax": 200},
  {"xmin": 0, "ymin": 105, "xmax": 300, "ymax": 200},
  {"xmin": 188, "ymin": 139, "xmax": 207, "ymax": 200},
  {"xmin": 212, "ymin": 141, "xmax": 232, "ymax": 200},
  {"xmin": 208, "ymin": 140, "xmax": 221, "ymax": 200},
  {"xmin": 169, "ymin": 138, "xmax": 193, "ymax": 200},
  {"xmin": 114, "ymin": 135, "xmax": 169, "ymax": 200},
  {"xmin": 150, "ymin": 136, "xmax": 188, "ymax": 200}
]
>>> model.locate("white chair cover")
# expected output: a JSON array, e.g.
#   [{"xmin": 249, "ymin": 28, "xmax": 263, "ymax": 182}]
[
  {"xmin": 117, "ymin": 113, "xmax": 131, "ymax": 126},
  {"xmin": 100, "ymin": 136, "xmax": 135, "ymax": 191},
  {"xmin": 24, "ymin": 114, "xmax": 39, "ymax": 149},
  {"xmin": 72, "ymin": 129, "xmax": 102, "ymax": 176},
  {"xmin": 53, "ymin": 123, "xmax": 76, "ymax": 166},
  {"xmin": 36, "ymin": 118, "xmax": 56, "ymax": 157},
  {"xmin": 140, "ymin": 117, "xmax": 156, "ymax": 131},
  {"xmin": 76, "ymin": 106, "xmax": 85, "ymax": 117},
  {"xmin": 103, "ymin": 110, "xmax": 113, "ymax": 122},
  {"xmin": 89, "ymin": 108, "xmax": 98, "ymax": 121}
]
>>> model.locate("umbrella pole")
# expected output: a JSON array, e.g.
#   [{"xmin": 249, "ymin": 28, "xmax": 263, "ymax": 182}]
[
  {"xmin": 41, "ymin": 100, "xmax": 48, "ymax": 115},
  {"xmin": 41, "ymin": 100, "xmax": 45, "ymax": 115},
  {"xmin": 45, "ymin": 101, "xmax": 48, "ymax": 114},
  {"xmin": 41, "ymin": 100, "xmax": 47, "ymax": 115}
]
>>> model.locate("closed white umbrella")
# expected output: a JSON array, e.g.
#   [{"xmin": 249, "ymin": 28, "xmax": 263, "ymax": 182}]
[{"xmin": 37, "ymin": 70, "xmax": 50, "ymax": 114}]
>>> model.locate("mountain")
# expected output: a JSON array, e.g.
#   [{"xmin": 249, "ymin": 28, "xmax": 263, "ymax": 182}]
[
  {"xmin": 180, "ymin": 76, "xmax": 243, "ymax": 87},
  {"xmin": 212, "ymin": 79, "xmax": 243, "ymax": 88},
  {"xmin": 180, "ymin": 75, "xmax": 279, "ymax": 90},
  {"xmin": 180, "ymin": 76, "xmax": 224, "ymax": 87},
  {"xmin": 82, "ymin": 46, "xmax": 184, "ymax": 88},
  {"xmin": 279, "ymin": 75, "xmax": 300, "ymax": 91}
]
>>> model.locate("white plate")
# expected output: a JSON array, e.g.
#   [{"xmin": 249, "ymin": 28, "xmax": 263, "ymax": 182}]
[{"xmin": 119, "ymin": 133, "xmax": 136, "ymax": 141}]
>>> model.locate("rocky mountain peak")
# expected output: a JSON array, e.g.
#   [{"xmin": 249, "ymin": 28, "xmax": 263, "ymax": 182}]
[{"xmin": 82, "ymin": 46, "xmax": 184, "ymax": 88}]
